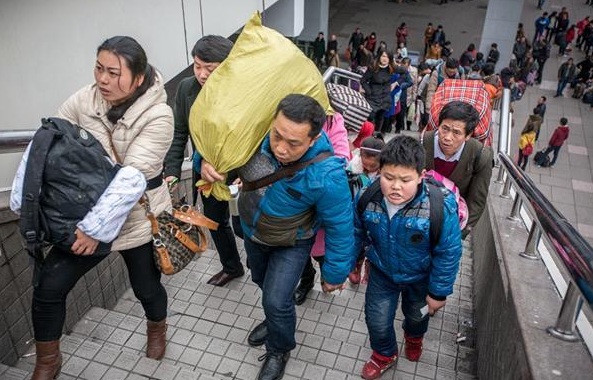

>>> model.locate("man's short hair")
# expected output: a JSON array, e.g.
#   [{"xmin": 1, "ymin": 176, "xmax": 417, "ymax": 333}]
[
  {"xmin": 275, "ymin": 94, "xmax": 326, "ymax": 138},
  {"xmin": 438, "ymin": 101, "xmax": 480, "ymax": 136},
  {"xmin": 482, "ymin": 63, "xmax": 495, "ymax": 76},
  {"xmin": 402, "ymin": 57, "xmax": 412, "ymax": 66},
  {"xmin": 445, "ymin": 58, "xmax": 459, "ymax": 69},
  {"xmin": 491, "ymin": 43, "xmax": 498, "ymax": 48},
  {"xmin": 380, "ymin": 135, "xmax": 425, "ymax": 174},
  {"xmin": 191, "ymin": 35, "xmax": 234, "ymax": 63},
  {"xmin": 560, "ymin": 117, "xmax": 568, "ymax": 125}
]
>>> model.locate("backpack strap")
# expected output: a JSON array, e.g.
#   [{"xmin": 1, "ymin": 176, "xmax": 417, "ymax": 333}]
[
  {"xmin": 426, "ymin": 182, "xmax": 445, "ymax": 248},
  {"xmin": 356, "ymin": 179, "xmax": 382, "ymax": 216},
  {"xmin": 20, "ymin": 119, "xmax": 61, "ymax": 261},
  {"xmin": 242, "ymin": 152, "xmax": 332, "ymax": 192},
  {"xmin": 357, "ymin": 178, "xmax": 445, "ymax": 248}
]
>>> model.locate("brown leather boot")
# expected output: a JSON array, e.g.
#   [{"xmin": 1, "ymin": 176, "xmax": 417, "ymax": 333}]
[
  {"xmin": 32, "ymin": 340, "xmax": 62, "ymax": 380},
  {"xmin": 146, "ymin": 319, "xmax": 167, "ymax": 360}
]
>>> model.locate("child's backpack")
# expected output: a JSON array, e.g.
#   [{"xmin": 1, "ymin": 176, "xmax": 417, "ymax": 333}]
[
  {"xmin": 356, "ymin": 177, "xmax": 453, "ymax": 248},
  {"xmin": 424, "ymin": 170, "xmax": 468, "ymax": 230}
]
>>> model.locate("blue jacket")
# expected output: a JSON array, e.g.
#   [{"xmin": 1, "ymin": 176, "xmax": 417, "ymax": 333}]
[
  {"xmin": 353, "ymin": 179, "xmax": 462, "ymax": 298},
  {"xmin": 238, "ymin": 132, "xmax": 355, "ymax": 285}
]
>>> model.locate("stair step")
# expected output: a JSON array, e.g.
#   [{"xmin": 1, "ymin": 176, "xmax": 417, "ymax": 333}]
[
  {"xmin": 8, "ymin": 243, "xmax": 475, "ymax": 380},
  {"xmin": 62, "ymin": 307, "xmax": 366, "ymax": 380},
  {"xmin": 0, "ymin": 364, "xmax": 29, "ymax": 380}
]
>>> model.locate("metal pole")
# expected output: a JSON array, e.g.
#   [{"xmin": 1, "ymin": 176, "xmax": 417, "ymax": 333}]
[
  {"xmin": 547, "ymin": 282, "xmax": 583, "ymax": 342},
  {"xmin": 495, "ymin": 165, "xmax": 506, "ymax": 183},
  {"xmin": 507, "ymin": 193, "xmax": 522, "ymax": 221},
  {"xmin": 496, "ymin": 88, "xmax": 511, "ymax": 163},
  {"xmin": 519, "ymin": 221, "xmax": 541, "ymax": 260},
  {"xmin": 500, "ymin": 174, "xmax": 512, "ymax": 199}
]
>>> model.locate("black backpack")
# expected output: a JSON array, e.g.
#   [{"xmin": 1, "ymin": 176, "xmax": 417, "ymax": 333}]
[
  {"xmin": 20, "ymin": 118, "xmax": 120, "ymax": 260},
  {"xmin": 356, "ymin": 178, "xmax": 446, "ymax": 248}
]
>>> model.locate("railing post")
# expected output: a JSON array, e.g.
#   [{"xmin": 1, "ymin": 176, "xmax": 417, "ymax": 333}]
[
  {"xmin": 547, "ymin": 282, "xmax": 583, "ymax": 342},
  {"xmin": 495, "ymin": 166, "xmax": 506, "ymax": 183},
  {"xmin": 507, "ymin": 193, "xmax": 522, "ymax": 221},
  {"xmin": 500, "ymin": 174, "xmax": 512, "ymax": 199},
  {"xmin": 519, "ymin": 221, "xmax": 541, "ymax": 260},
  {"xmin": 496, "ymin": 88, "xmax": 511, "ymax": 166}
]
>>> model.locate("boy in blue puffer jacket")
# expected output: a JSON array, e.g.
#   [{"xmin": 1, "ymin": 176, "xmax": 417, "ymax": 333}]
[{"xmin": 355, "ymin": 136, "xmax": 462, "ymax": 380}]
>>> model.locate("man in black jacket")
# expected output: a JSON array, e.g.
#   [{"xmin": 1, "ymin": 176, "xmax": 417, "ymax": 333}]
[{"xmin": 163, "ymin": 35, "xmax": 245, "ymax": 287}]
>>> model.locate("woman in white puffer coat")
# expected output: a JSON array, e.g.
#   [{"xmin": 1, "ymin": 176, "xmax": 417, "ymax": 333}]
[{"xmin": 27, "ymin": 36, "xmax": 173, "ymax": 380}]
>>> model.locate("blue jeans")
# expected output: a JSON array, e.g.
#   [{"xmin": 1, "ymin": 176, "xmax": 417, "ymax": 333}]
[
  {"xmin": 556, "ymin": 79, "xmax": 569, "ymax": 96},
  {"xmin": 365, "ymin": 264, "xmax": 430, "ymax": 357},
  {"xmin": 244, "ymin": 237, "xmax": 315, "ymax": 353}
]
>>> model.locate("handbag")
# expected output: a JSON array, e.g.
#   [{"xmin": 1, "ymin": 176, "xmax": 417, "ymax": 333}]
[
  {"xmin": 107, "ymin": 134, "xmax": 218, "ymax": 275},
  {"xmin": 143, "ymin": 196, "xmax": 218, "ymax": 274},
  {"xmin": 522, "ymin": 143, "xmax": 534, "ymax": 156}
]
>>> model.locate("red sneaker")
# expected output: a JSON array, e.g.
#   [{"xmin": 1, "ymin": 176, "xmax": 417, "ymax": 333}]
[
  {"xmin": 361, "ymin": 351, "xmax": 397, "ymax": 380},
  {"xmin": 348, "ymin": 259, "xmax": 364, "ymax": 284},
  {"xmin": 404, "ymin": 333, "xmax": 423, "ymax": 362}
]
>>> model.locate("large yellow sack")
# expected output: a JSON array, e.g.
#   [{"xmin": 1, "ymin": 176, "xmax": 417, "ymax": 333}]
[{"xmin": 189, "ymin": 12, "xmax": 331, "ymax": 201}]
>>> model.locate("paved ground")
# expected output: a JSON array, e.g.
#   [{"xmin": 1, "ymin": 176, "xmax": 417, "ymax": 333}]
[
  {"xmin": 5, "ymin": 237, "xmax": 476, "ymax": 380},
  {"xmin": 511, "ymin": 0, "xmax": 593, "ymax": 246},
  {"xmin": 328, "ymin": 0, "xmax": 489, "ymax": 66}
]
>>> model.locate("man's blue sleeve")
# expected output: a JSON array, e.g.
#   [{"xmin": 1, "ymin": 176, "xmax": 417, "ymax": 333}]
[
  {"xmin": 429, "ymin": 193, "xmax": 463, "ymax": 299},
  {"xmin": 317, "ymin": 169, "xmax": 356, "ymax": 285},
  {"xmin": 192, "ymin": 150, "xmax": 202, "ymax": 174}
]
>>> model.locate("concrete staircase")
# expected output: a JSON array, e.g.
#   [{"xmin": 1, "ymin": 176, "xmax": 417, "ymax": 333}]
[{"xmin": 0, "ymin": 240, "xmax": 477, "ymax": 380}]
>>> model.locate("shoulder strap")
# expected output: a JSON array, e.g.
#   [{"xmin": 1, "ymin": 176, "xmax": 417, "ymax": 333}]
[
  {"xmin": 20, "ymin": 119, "xmax": 61, "ymax": 257},
  {"xmin": 356, "ymin": 179, "xmax": 382, "ymax": 215},
  {"xmin": 241, "ymin": 151, "xmax": 332, "ymax": 192},
  {"xmin": 427, "ymin": 182, "xmax": 444, "ymax": 248}
]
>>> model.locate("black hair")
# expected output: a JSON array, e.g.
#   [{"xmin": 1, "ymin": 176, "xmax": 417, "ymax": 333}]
[
  {"xmin": 476, "ymin": 52, "xmax": 484, "ymax": 60},
  {"xmin": 380, "ymin": 135, "xmax": 425, "ymax": 174},
  {"xmin": 401, "ymin": 57, "xmax": 412, "ymax": 66},
  {"xmin": 372, "ymin": 50, "xmax": 395, "ymax": 73},
  {"xmin": 438, "ymin": 101, "xmax": 480, "ymax": 136},
  {"xmin": 541, "ymin": 96, "xmax": 547, "ymax": 101},
  {"xmin": 97, "ymin": 36, "xmax": 156, "ymax": 124},
  {"xmin": 471, "ymin": 64, "xmax": 481, "ymax": 72},
  {"xmin": 418, "ymin": 62, "xmax": 430, "ymax": 71},
  {"xmin": 437, "ymin": 25, "xmax": 443, "ymax": 29},
  {"xmin": 482, "ymin": 63, "xmax": 495, "ymax": 76},
  {"xmin": 467, "ymin": 43, "xmax": 475, "ymax": 51},
  {"xmin": 191, "ymin": 35, "xmax": 234, "ymax": 63},
  {"xmin": 445, "ymin": 57, "xmax": 459, "ymax": 69},
  {"xmin": 395, "ymin": 65, "xmax": 407, "ymax": 75},
  {"xmin": 491, "ymin": 43, "xmax": 498, "ymax": 48},
  {"xmin": 361, "ymin": 133, "xmax": 385, "ymax": 157},
  {"xmin": 275, "ymin": 94, "xmax": 326, "ymax": 138},
  {"xmin": 560, "ymin": 117, "xmax": 568, "ymax": 125}
]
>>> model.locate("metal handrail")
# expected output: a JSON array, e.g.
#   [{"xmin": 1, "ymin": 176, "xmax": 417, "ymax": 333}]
[
  {"xmin": 498, "ymin": 152, "xmax": 593, "ymax": 341},
  {"xmin": 322, "ymin": 66, "xmax": 362, "ymax": 85},
  {"xmin": 0, "ymin": 130, "xmax": 36, "ymax": 154}
]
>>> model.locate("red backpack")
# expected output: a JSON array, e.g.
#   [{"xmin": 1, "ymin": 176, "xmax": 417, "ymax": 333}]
[{"xmin": 426, "ymin": 79, "xmax": 493, "ymax": 146}]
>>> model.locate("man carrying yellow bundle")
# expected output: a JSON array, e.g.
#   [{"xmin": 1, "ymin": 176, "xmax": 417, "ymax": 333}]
[{"xmin": 238, "ymin": 94, "xmax": 354, "ymax": 379}]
